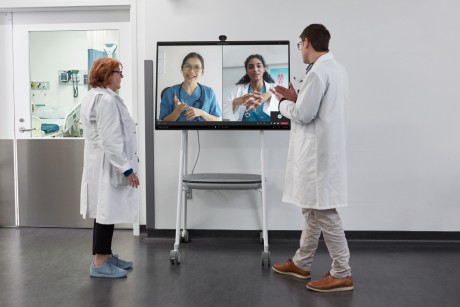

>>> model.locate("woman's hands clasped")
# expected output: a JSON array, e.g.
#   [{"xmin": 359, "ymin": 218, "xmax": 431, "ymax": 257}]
[
  {"xmin": 173, "ymin": 95, "xmax": 204, "ymax": 120},
  {"xmin": 233, "ymin": 91, "xmax": 271, "ymax": 111}
]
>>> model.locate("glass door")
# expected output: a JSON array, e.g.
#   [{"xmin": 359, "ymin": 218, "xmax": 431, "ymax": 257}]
[{"xmin": 0, "ymin": 12, "xmax": 15, "ymax": 226}]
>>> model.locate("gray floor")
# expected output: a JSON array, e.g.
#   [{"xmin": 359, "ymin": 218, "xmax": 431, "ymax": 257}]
[{"xmin": 1, "ymin": 228, "xmax": 459, "ymax": 307}]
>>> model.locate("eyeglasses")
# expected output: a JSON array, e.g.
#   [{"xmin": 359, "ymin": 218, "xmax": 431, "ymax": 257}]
[
  {"xmin": 297, "ymin": 41, "xmax": 303, "ymax": 50},
  {"xmin": 182, "ymin": 64, "xmax": 203, "ymax": 72},
  {"xmin": 112, "ymin": 70, "xmax": 123, "ymax": 76}
]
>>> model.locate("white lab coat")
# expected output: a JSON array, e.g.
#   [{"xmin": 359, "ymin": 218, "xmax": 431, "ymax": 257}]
[
  {"xmin": 223, "ymin": 81, "xmax": 278, "ymax": 121},
  {"xmin": 80, "ymin": 87, "xmax": 139, "ymax": 224},
  {"xmin": 279, "ymin": 53, "xmax": 349, "ymax": 209}
]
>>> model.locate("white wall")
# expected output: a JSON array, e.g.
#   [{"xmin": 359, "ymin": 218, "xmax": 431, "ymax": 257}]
[
  {"xmin": 2, "ymin": 0, "xmax": 460, "ymax": 231},
  {"xmin": 144, "ymin": 0, "xmax": 460, "ymax": 231},
  {"xmin": 0, "ymin": 12, "xmax": 14, "ymax": 139}
]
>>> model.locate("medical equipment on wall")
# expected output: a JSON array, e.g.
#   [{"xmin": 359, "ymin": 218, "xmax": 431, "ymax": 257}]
[
  {"xmin": 58, "ymin": 69, "xmax": 88, "ymax": 98},
  {"xmin": 31, "ymin": 82, "xmax": 50, "ymax": 113},
  {"xmin": 31, "ymin": 81, "xmax": 50, "ymax": 90},
  {"xmin": 103, "ymin": 43, "xmax": 117, "ymax": 58},
  {"xmin": 70, "ymin": 70, "xmax": 79, "ymax": 98}
]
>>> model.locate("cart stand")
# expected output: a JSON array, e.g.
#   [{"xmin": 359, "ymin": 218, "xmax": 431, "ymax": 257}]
[{"xmin": 169, "ymin": 130, "xmax": 270, "ymax": 266}]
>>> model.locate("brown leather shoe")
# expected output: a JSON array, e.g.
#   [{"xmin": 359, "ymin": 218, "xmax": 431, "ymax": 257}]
[
  {"xmin": 272, "ymin": 259, "xmax": 311, "ymax": 279},
  {"xmin": 306, "ymin": 272, "xmax": 354, "ymax": 292}
]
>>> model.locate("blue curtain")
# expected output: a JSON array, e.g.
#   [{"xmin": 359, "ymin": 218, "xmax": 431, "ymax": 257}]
[{"xmin": 87, "ymin": 49, "xmax": 117, "ymax": 72}]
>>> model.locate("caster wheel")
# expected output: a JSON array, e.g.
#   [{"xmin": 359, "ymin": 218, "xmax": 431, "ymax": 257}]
[
  {"xmin": 181, "ymin": 230, "xmax": 190, "ymax": 243},
  {"xmin": 169, "ymin": 250, "xmax": 181, "ymax": 265},
  {"xmin": 261, "ymin": 251, "xmax": 270, "ymax": 267}
]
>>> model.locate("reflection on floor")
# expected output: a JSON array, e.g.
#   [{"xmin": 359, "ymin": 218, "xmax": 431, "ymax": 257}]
[{"xmin": 1, "ymin": 228, "xmax": 459, "ymax": 307}]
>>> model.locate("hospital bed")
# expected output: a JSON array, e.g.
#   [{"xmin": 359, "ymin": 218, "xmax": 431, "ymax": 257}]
[{"xmin": 32, "ymin": 103, "xmax": 81, "ymax": 138}]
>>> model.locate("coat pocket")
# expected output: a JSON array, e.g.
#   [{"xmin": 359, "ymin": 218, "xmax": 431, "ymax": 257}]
[{"xmin": 109, "ymin": 165, "xmax": 129, "ymax": 187}]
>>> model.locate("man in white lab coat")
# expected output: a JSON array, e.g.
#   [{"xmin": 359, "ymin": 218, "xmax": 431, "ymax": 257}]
[{"xmin": 271, "ymin": 24, "xmax": 353, "ymax": 292}]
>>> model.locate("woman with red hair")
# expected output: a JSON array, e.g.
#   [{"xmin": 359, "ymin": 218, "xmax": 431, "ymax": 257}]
[{"xmin": 80, "ymin": 57, "xmax": 139, "ymax": 278}]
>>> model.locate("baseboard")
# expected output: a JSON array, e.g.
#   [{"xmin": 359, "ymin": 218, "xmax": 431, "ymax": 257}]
[
  {"xmin": 146, "ymin": 229, "xmax": 460, "ymax": 241},
  {"xmin": 344, "ymin": 231, "xmax": 460, "ymax": 241}
]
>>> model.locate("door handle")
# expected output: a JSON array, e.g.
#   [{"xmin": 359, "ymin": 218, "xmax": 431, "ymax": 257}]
[{"xmin": 19, "ymin": 127, "xmax": 36, "ymax": 133}]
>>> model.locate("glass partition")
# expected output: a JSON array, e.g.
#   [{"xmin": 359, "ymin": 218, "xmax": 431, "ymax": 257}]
[{"xmin": 29, "ymin": 30, "xmax": 119, "ymax": 138}]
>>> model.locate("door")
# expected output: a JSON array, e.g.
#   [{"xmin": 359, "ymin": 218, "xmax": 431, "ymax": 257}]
[
  {"xmin": 0, "ymin": 13, "xmax": 15, "ymax": 226},
  {"xmin": 12, "ymin": 9, "xmax": 133, "ymax": 227}
]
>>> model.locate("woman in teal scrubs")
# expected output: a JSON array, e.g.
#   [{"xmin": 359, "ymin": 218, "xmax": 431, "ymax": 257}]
[{"xmin": 159, "ymin": 52, "xmax": 221, "ymax": 122}]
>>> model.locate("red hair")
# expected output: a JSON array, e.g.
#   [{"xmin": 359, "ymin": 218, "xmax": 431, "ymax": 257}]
[{"xmin": 89, "ymin": 57, "xmax": 123, "ymax": 88}]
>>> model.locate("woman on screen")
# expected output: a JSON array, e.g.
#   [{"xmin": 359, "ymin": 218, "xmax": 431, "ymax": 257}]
[
  {"xmin": 223, "ymin": 54, "xmax": 278, "ymax": 122},
  {"xmin": 159, "ymin": 52, "xmax": 222, "ymax": 122}
]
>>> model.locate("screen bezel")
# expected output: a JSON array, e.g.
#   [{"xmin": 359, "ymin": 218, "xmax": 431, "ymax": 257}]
[{"xmin": 155, "ymin": 40, "xmax": 290, "ymax": 130}]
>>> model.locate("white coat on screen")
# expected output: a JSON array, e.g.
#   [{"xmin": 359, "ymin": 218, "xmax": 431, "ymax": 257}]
[
  {"xmin": 80, "ymin": 87, "xmax": 139, "ymax": 224},
  {"xmin": 279, "ymin": 52, "xmax": 349, "ymax": 210},
  {"xmin": 223, "ymin": 81, "xmax": 278, "ymax": 121}
]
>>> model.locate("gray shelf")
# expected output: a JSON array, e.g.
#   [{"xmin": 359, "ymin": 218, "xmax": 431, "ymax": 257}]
[{"xmin": 182, "ymin": 173, "xmax": 262, "ymax": 190}]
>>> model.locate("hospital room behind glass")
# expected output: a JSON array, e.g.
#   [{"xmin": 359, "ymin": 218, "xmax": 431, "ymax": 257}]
[
  {"xmin": 29, "ymin": 30, "xmax": 120, "ymax": 138},
  {"xmin": 31, "ymin": 103, "xmax": 81, "ymax": 137}
]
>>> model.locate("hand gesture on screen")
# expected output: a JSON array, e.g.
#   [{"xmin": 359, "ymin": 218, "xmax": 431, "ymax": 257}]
[
  {"xmin": 185, "ymin": 107, "xmax": 204, "ymax": 120},
  {"xmin": 233, "ymin": 93, "xmax": 256, "ymax": 108},
  {"xmin": 244, "ymin": 93, "xmax": 264, "ymax": 111},
  {"xmin": 174, "ymin": 95, "xmax": 189, "ymax": 112},
  {"xmin": 234, "ymin": 92, "xmax": 266, "ymax": 111},
  {"xmin": 248, "ymin": 91, "xmax": 272, "ymax": 109},
  {"xmin": 162, "ymin": 96, "xmax": 190, "ymax": 121}
]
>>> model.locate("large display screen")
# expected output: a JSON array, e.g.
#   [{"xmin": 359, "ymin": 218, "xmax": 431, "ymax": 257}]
[{"xmin": 155, "ymin": 40, "xmax": 290, "ymax": 130}]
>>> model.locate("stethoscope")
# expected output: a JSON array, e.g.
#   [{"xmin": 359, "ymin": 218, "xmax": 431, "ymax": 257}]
[
  {"xmin": 178, "ymin": 83, "xmax": 203, "ymax": 109},
  {"xmin": 293, "ymin": 63, "xmax": 314, "ymax": 94}
]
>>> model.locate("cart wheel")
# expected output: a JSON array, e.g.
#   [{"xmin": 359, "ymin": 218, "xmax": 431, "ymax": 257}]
[
  {"xmin": 181, "ymin": 230, "xmax": 190, "ymax": 243},
  {"xmin": 170, "ymin": 250, "xmax": 181, "ymax": 265},
  {"xmin": 261, "ymin": 251, "xmax": 270, "ymax": 267},
  {"xmin": 259, "ymin": 231, "xmax": 264, "ymax": 244}
]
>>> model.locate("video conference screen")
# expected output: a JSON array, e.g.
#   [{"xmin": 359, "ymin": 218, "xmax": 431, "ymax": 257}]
[{"xmin": 155, "ymin": 40, "xmax": 290, "ymax": 130}]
